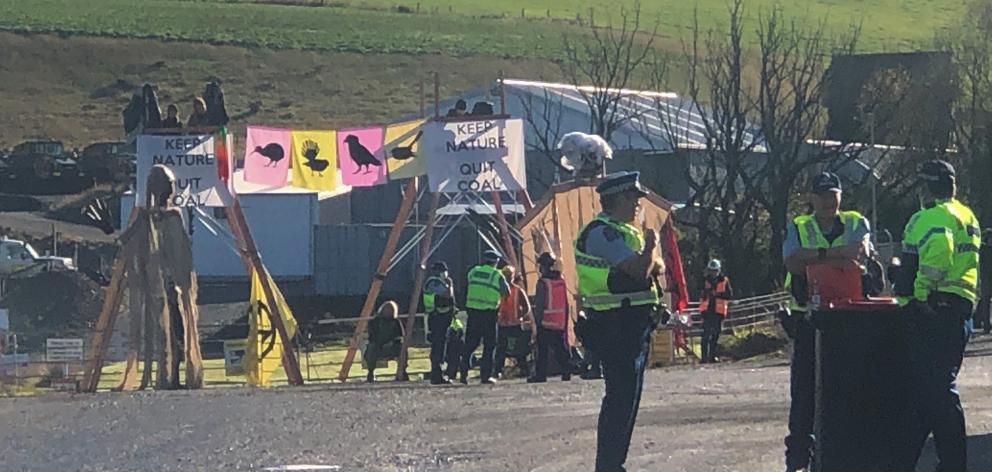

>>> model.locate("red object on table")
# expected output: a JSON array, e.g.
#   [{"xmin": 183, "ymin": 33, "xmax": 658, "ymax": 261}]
[{"xmin": 806, "ymin": 262, "xmax": 900, "ymax": 311}]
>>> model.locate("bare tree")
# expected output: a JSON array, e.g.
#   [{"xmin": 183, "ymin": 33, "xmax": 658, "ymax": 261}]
[
  {"xmin": 944, "ymin": 1, "xmax": 992, "ymax": 225},
  {"xmin": 560, "ymin": 2, "xmax": 658, "ymax": 143},
  {"xmin": 518, "ymin": 87, "xmax": 571, "ymax": 187},
  {"xmin": 750, "ymin": 8, "xmax": 860, "ymax": 286}
]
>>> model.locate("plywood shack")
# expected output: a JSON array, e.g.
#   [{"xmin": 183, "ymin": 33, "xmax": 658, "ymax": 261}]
[{"xmin": 516, "ymin": 180, "xmax": 675, "ymax": 344}]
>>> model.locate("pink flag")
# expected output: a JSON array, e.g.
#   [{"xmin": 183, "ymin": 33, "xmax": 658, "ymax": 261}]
[
  {"xmin": 337, "ymin": 127, "xmax": 387, "ymax": 187},
  {"xmin": 244, "ymin": 126, "xmax": 291, "ymax": 186}
]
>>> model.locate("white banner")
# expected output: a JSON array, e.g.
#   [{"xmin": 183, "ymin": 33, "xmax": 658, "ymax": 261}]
[
  {"xmin": 136, "ymin": 134, "xmax": 232, "ymax": 207},
  {"xmin": 423, "ymin": 118, "xmax": 526, "ymax": 192}
]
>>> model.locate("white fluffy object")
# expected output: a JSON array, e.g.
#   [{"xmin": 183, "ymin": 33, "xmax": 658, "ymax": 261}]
[{"xmin": 557, "ymin": 132, "xmax": 613, "ymax": 178}]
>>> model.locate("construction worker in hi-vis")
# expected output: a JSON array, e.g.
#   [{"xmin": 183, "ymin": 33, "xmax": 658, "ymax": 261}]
[
  {"xmin": 780, "ymin": 172, "xmax": 870, "ymax": 472},
  {"xmin": 889, "ymin": 160, "xmax": 979, "ymax": 472},
  {"xmin": 573, "ymin": 171, "xmax": 662, "ymax": 472}
]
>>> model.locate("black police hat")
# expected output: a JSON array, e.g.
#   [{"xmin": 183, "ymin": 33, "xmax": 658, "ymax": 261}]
[
  {"xmin": 596, "ymin": 171, "xmax": 648, "ymax": 197},
  {"xmin": 918, "ymin": 160, "xmax": 956, "ymax": 182},
  {"xmin": 431, "ymin": 261, "xmax": 448, "ymax": 272},
  {"xmin": 810, "ymin": 172, "xmax": 842, "ymax": 194}
]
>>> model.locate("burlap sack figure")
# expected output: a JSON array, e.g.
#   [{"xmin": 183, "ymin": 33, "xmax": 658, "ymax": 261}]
[{"xmin": 118, "ymin": 164, "xmax": 203, "ymax": 390}]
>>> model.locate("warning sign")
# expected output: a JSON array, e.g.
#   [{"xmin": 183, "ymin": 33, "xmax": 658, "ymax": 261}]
[{"xmin": 136, "ymin": 134, "xmax": 232, "ymax": 208}]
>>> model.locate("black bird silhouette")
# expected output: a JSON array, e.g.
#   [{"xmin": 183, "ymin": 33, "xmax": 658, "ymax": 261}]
[
  {"xmin": 344, "ymin": 134, "xmax": 382, "ymax": 174},
  {"xmin": 389, "ymin": 130, "xmax": 423, "ymax": 161},
  {"xmin": 251, "ymin": 143, "xmax": 285, "ymax": 167},
  {"xmin": 300, "ymin": 140, "xmax": 329, "ymax": 176}
]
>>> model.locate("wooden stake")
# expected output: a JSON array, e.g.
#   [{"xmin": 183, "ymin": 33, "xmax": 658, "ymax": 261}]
[
  {"xmin": 433, "ymin": 72, "xmax": 440, "ymax": 119},
  {"xmin": 491, "ymin": 192, "xmax": 519, "ymax": 268},
  {"xmin": 395, "ymin": 191, "xmax": 441, "ymax": 380},
  {"xmin": 338, "ymin": 178, "xmax": 421, "ymax": 381},
  {"xmin": 81, "ymin": 239, "xmax": 133, "ymax": 393},
  {"xmin": 225, "ymin": 198, "xmax": 305, "ymax": 386},
  {"xmin": 498, "ymin": 70, "xmax": 507, "ymax": 115}
]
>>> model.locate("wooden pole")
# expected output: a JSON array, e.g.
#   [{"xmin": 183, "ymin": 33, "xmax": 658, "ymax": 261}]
[
  {"xmin": 433, "ymin": 72, "xmax": 440, "ymax": 119},
  {"xmin": 224, "ymin": 198, "xmax": 305, "ymax": 386},
  {"xmin": 338, "ymin": 178, "xmax": 421, "ymax": 380},
  {"xmin": 395, "ymin": 192, "xmax": 441, "ymax": 380},
  {"xmin": 81, "ymin": 240, "xmax": 132, "ymax": 392},
  {"xmin": 498, "ymin": 70, "xmax": 507, "ymax": 115},
  {"xmin": 419, "ymin": 79, "xmax": 426, "ymax": 119},
  {"xmin": 491, "ymin": 192, "xmax": 519, "ymax": 267}
]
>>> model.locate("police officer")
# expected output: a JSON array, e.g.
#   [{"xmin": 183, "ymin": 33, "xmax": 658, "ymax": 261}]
[
  {"xmin": 459, "ymin": 250, "xmax": 510, "ymax": 385},
  {"xmin": 424, "ymin": 261, "xmax": 456, "ymax": 385},
  {"xmin": 574, "ymin": 172, "xmax": 662, "ymax": 472},
  {"xmin": 890, "ymin": 160, "xmax": 979, "ymax": 471},
  {"xmin": 780, "ymin": 172, "xmax": 870, "ymax": 472},
  {"xmin": 699, "ymin": 259, "xmax": 732, "ymax": 364}
]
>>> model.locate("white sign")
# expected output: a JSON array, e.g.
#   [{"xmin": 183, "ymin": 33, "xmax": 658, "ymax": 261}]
[
  {"xmin": 224, "ymin": 339, "xmax": 247, "ymax": 376},
  {"xmin": 0, "ymin": 309, "xmax": 8, "ymax": 331},
  {"xmin": 46, "ymin": 338, "xmax": 84, "ymax": 362},
  {"xmin": 424, "ymin": 118, "xmax": 526, "ymax": 193},
  {"xmin": 136, "ymin": 134, "xmax": 232, "ymax": 208}
]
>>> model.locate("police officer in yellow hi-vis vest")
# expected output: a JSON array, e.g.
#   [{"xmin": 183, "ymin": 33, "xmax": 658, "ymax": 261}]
[
  {"xmin": 780, "ymin": 172, "xmax": 870, "ymax": 472},
  {"xmin": 459, "ymin": 249, "xmax": 510, "ymax": 385},
  {"xmin": 889, "ymin": 160, "xmax": 979, "ymax": 472},
  {"xmin": 573, "ymin": 171, "xmax": 663, "ymax": 472}
]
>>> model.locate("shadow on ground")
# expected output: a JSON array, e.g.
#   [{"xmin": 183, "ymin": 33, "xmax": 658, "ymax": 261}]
[{"xmin": 916, "ymin": 432, "xmax": 992, "ymax": 470}]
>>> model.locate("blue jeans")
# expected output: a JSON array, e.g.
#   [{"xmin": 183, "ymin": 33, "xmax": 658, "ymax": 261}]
[{"xmin": 588, "ymin": 307, "xmax": 653, "ymax": 472}]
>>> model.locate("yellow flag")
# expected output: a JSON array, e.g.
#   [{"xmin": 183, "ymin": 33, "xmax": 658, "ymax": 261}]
[
  {"xmin": 291, "ymin": 130, "xmax": 338, "ymax": 191},
  {"xmin": 246, "ymin": 267, "xmax": 298, "ymax": 386},
  {"xmin": 384, "ymin": 120, "xmax": 427, "ymax": 180}
]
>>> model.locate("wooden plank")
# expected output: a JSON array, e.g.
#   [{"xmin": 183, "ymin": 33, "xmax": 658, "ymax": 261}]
[
  {"xmin": 338, "ymin": 178, "xmax": 421, "ymax": 381},
  {"xmin": 395, "ymin": 192, "xmax": 441, "ymax": 380}
]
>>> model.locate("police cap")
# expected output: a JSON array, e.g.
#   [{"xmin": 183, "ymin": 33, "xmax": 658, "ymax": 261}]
[{"xmin": 596, "ymin": 171, "xmax": 648, "ymax": 197}]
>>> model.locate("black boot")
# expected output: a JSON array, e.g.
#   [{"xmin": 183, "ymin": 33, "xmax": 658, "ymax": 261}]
[{"xmin": 366, "ymin": 371, "xmax": 375, "ymax": 383}]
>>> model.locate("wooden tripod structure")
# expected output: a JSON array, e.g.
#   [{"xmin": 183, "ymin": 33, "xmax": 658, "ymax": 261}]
[
  {"xmin": 338, "ymin": 71, "xmax": 531, "ymax": 381},
  {"xmin": 81, "ymin": 135, "xmax": 303, "ymax": 393}
]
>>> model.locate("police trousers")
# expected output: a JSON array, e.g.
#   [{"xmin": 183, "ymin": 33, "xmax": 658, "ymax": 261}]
[
  {"xmin": 890, "ymin": 296, "xmax": 972, "ymax": 472},
  {"xmin": 785, "ymin": 315, "xmax": 816, "ymax": 470},
  {"xmin": 461, "ymin": 308, "xmax": 498, "ymax": 382},
  {"xmin": 584, "ymin": 306, "xmax": 654, "ymax": 472}
]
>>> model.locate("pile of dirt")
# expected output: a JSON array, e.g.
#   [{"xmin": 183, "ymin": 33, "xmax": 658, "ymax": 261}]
[
  {"xmin": 719, "ymin": 329, "xmax": 789, "ymax": 361},
  {"xmin": 0, "ymin": 271, "xmax": 104, "ymax": 351}
]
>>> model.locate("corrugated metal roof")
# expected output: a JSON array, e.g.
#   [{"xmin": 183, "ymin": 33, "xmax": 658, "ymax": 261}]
[{"xmin": 422, "ymin": 79, "xmax": 763, "ymax": 153}]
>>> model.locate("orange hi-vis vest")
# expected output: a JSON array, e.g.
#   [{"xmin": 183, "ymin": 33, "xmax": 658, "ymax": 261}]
[
  {"xmin": 498, "ymin": 284, "xmax": 523, "ymax": 327},
  {"xmin": 541, "ymin": 278, "xmax": 569, "ymax": 331},
  {"xmin": 699, "ymin": 277, "xmax": 729, "ymax": 317}
]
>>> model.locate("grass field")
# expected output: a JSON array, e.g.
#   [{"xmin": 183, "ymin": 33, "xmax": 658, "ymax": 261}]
[
  {"xmin": 93, "ymin": 344, "xmax": 436, "ymax": 390},
  {"xmin": 0, "ymin": 0, "xmax": 967, "ymax": 60}
]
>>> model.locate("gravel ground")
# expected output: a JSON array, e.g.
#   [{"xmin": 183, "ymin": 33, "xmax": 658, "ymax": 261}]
[{"xmin": 3, "ymin": 336, "xmax": 992, "ymax": 472}]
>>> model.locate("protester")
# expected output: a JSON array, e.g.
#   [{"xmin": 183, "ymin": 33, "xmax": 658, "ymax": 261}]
[
  {"xmin": 186, "ymin": 97, "xmax": 209, "ymax": 128},
  {"xmin": 494, "ymin": 266, "xmax": 536, "ymax": 379},
  {"xmin": 365, "ymin": 300, "xmax": 404, "ymax": 383},
  {"xmin": 161, "ymin": 104, "xmax": 182, "ymax": 128}
]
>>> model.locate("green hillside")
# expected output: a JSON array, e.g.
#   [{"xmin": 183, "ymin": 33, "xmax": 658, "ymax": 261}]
[{"xmin": 0, "ymin": 0, "xmax": 965, "ymax": 59}]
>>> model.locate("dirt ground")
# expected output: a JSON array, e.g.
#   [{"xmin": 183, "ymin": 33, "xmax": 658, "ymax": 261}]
[{"xmin": 1, "ymin": 335, "xmax": 991, "ymax": 471}]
